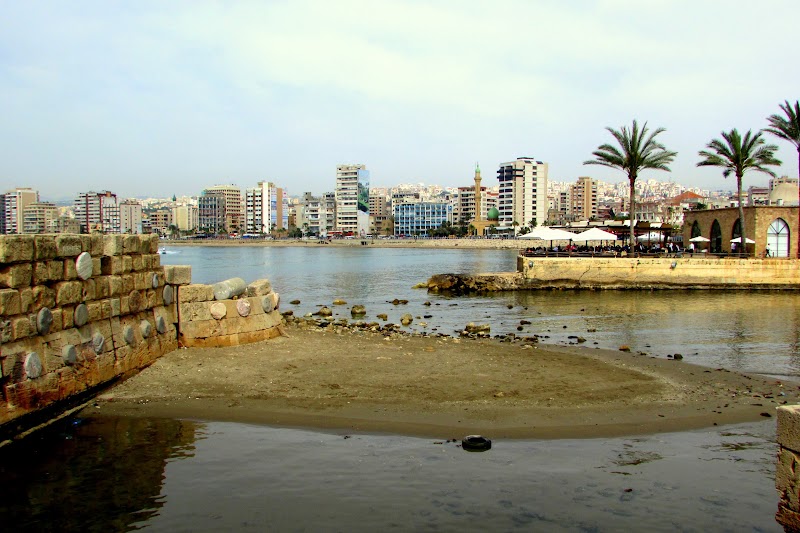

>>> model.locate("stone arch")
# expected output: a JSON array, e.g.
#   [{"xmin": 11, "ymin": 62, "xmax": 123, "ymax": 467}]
[
  {"xmin": 710, "ymin": 219, "xmax": 722, "ymax": 253},
  {"xmin": 767, "ymin": 218, "xmax": 790, "ymax": 258},
  {"xmin": 731, "ymin": 218, "xmax": 741, "ymax": 240},
  {"xmin": 691, "ymin": 221, "xmax": 701, "ymax": 239}
]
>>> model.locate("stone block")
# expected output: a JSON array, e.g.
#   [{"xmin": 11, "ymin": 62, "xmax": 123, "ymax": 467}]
[
  {"xmin": 164, "ymin": 265, "xmax": 192, "ymax": 285},
  {"xmin": 150, "ymin": 253, "xmax": 160, "ymax": 268},
  {"xmin": 179, "ymin": 318, "xmax": 222, "ymax": 340},
  {"xmin": 87, "ymin": 302, "xmax": 102, "ymax": 322},
  {"xmin": 132, "ymin": 255, "xmax": 144, "ymax": 271},
  {"xmin": 62, "ymin": 306, "xmax": 74, "ymax": 329},
  {"xmin": 103, "ymin": 235, "xmax": 124, "ymax": 257},
  {"xmin": 179, "ymin": 302, "xmax": 212, "ymax": 321},
  {"xmin": 120, "ymin": 295, "xmax": 130, "ymax": 315},
  {"xmin": 123, "ymin": 274, "xmax": 136, "ymax": 293},
  {"xmin": 90, "ymin": 234, "xmax": 104, "ymax": 256},
  {"xmin": 0, "ymin": 263, "xmax": 33, "ymax": 289},
  {"xmin": 11, "ymin": 315, "xmax": 33, "ymax": 341},
  {"xmin": 178, "ymin": 284, "xmax": 213, "ymax": 303},
  {"xmin": 49, "ymin": 308, "xmax": 63, "ymax": 333},
  {"xmin": 55, "ymin": 235, "xmax": 82, "ymax": 258},
  {"xmin": 148, "ymin": 234, "xmax": 160, "ymax": 253},
  {"xmin": 109, "ymin": 298, "xmax": 121, "ymax": 317},
  {"xmin": 122, "ymin": 255, "xmax": 133, "ymax": 273},
  {"xmin": 33, "ymin": 262, "xmax": 55, "ymax": 285},
  {"xmin": 54, "ymin": 281, "xmax": 83, "ymax": 306},
  {"xmin": 82, "ymin": 279, "xmax": 96, "ymax": 301},
  {"xmin": 778, "ymin": 405, "xmax": 800, "ymax": 451},
  {"xmin": 101, "ymin": 255, "xmax": 125, "ymax": 275},
  {"xmin": 18, "ymin": 287, "xmax": 32, "ymax": 314},
  {"xmin": 245, "ymin": 279, "xmax": 272, "ymax": 297},
  {"xmin": 0, "ymin": 235, "xmax": 35, "ymax": 263},
  {"xmin": 132, "ymin": 272, "xmax": 145, "ymax": 291},
  {"xmin": 34, "ymin": 235, "xmax": 58, "ymax": 260},
  {"xmin": 108, "ymin": 276, "xmax": 123, "ymax": 296},
  {"xmin": 63, "ymin": 258, "xmax": 78, "ymax": 280},
  {"xmin": 31, "ymin": 285, "xmax": 56, "ymax": 311},
  {"xmin": 123, "ymin": 235, "xmax": 139, "ymax": 254},
  {"xmin": 79, "ymin": 234, "xmax": 92, "ymax": 252},
  {"xmin": 0, "ymin": 288, "xmax": 21, "ymax": 316},
  {"xmin": 92, "ymin": 257, "xmax": 101, "ymax": 277},
  {"xmin": 94, "ymin": 276, "xmax": 110, "ymax": 299}
]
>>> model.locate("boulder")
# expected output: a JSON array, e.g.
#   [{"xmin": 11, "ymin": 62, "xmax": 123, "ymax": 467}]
[
  {"xmin": 333, "ymin": 299, "xmax": 347, "ymax": 305},
  {"xmin": 465, "ymin": 322, "xmax": 490, "ymax": 334},
  {"xmin": 315, "ymin": 306, "xmax": 333, "ymax": 317},
  {"xmin": 400, "ymin": 313, "xmax": 413, "ymax": 326},
  {"xmin": 351, "ymin": 304, "xmax": 366, "ymax": 316}
]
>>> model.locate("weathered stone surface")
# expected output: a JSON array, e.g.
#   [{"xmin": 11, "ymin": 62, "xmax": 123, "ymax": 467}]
[
  {"xmin": 156, "ymin": 315, "xmax": 167, "ymax": 334},
  {"xmin": 464, "ymin": 322, "xmax": 490, "ymax": 333},
  {"xmin": 400, "ymin": 313, "xmax": 413, "ymax": 325},
  {"xmin": 132, "ymin": 254, "xmax": 144, "ymax": 272},
  {"xmin": 315, "ymin": 306, "xmax": 333, "ymax": 317},
  {"xmin": 103, "ymin": 235, "xmax": 124, "ymax": 257},
  {"xmin": 351, "ymin": 305, "xmax": 366, "ymax": 316},
  {"xmin": 151, "ymin": 273, "xmax": 159, "ymax": 289},
  {"xmin": 164, "ymin": 265, "xmax": 192, "ymax": 285},
  {"xmin": 24, "ymin": 352, "xmax": 42, "ymax": 379},
  {"xmin": 140, "ymin": 320, "xmax": 152, "ymax": 338},
  {"xmin": 11, "ymin": 315, "xmax": 32, "ymax": 340},
  {"xmin": 0, "ymin": 288, "xmax": 21, "ymax": 315},
  {"xmin": 101, "ymin": 256, "xmax": 125, "ymax": 275},
  {"xmin": 122, "ymin": 235, "xmax": 139, "ymax": 254},
  {"xmin": 0, "ymin": 235, "xmax": 35, "ymax": 263},
  {"xmin": 109, "ymin": 298, "xmax": 121, "ymax": 317},
  {"xmin": 128, "ymin": 290, "xmax": 144, "ymax": 312},
  {"xmin": 30, "ymin": 285, "xmax": 55, "ymax": 311},
  {"xmin": 778, "ymin": 405, "xmax": 800, "ymax": 451},
  {"xmin": 55, "ymin": 281, "xmax": 83, "ymax": 306},
  {"xmin": 210, "ymin": 302, "xmax": 227, "ymax": 320},
  {"xmin": 75, "ymin": 252, "xmax": 93, "ymax": 280},
  {"xmin": 163, "ymin": 285, "xmax": 174, "ymax": 305},
  {"xmin": 62, "ymin": 344, "xmax": 77, "ymax": 365},
  {"xmin": 178, "ymin": 284, "xmax": 213, "ymax": 303},
  {"xmin": 108, "ymin": 276, "xmax": 123, "ymax": 296},
  {"xmin": 92, "ymin": 332, "xmax": 105, "ymax": 354},
  {"xmin": 245, "ymin": 279, "xmax": 272, "ymax": 297},
  {"xmin": 74, "ymin": 303, "xmax": 89, "ymax": 327},
  {"xmin": 37, "ymin": 307, "xmax": 53, "ymax": 335},
  {"xmin": 34, "ymin": 235, "xmax": 58, "ymax": 260},
  {"xmin": 123, "ymin": 324, "xmax": 136, "ymax": 345},
  {"xmin": 212, "ymin": 277, "xmax": 247, "ymax": 301},
  {"xmin": 261, "ymin": 294, "xmax": 276, "ymax": 313},
  {"xmin": 179, "ymin": 302, "xmax": 212, "ymax": 321},
  {"xmin": 122, "ymin": 255, "xmax": 133, "ymax": 273},
  {"xmin": 55, "ymin": 235, "xmax": 82, "ymax": 257},
  {"xmin": 0, "ymin": 263, "xmax": 33, "ymax": 289},
  {"xmin": 237, "ymin": 299, "xmax": 251, "ymax": 317}
]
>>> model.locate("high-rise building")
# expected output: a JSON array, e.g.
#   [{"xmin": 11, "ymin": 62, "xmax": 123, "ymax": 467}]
[
  {"xmin": 570, "ymin": 176, "xmax": 598, "ymax": 221},
  {"xmin": 394, "ymin": 201, "xmax": 452, "ymax": 236},
  {"xmin": 171, "ymin": 205, "xmax": 199, "ymax": 232},
  {"xmin": 335, "ymin": 164, "xmax": 370, "ymax": 236},
  {"xmin": 203, "ymin": 185, "xmax": 243, "ymax": 232},
  {"xmin": 198, "ymin": 194, "xmax": 225, "ymax": 234},
  {"xmin": 74, "ymin": 191, "xmax": 120, "ymax": 233},
  {"xmin": 22, "ymin": 202, "xmax": 57, "ymax": 234},
  {"xmin": 497, "ymin": 157, "xmax": 548, "ymax": 229},
  {"xmin": 245, "ymin": 182, "xmax": 288, "ymax": 235},
  {"xmin": 119, "ymin": 200, "xmax": 143, "ymax": 234},
  {"xmin": 2, "ymin": 188, "xmax": 39, "ymax": 234}
]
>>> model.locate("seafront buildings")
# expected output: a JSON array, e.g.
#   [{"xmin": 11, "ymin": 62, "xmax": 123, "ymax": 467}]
[
  {"xmin": 497, "ymin": 157, "xmax": 549, "ymax": 230},
  {"xmin": 335, "ymin": 164, "xmax": 370, "ymax": 236}
]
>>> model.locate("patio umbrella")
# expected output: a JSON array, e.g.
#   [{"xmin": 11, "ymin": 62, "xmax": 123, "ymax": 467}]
[
  {"xmin": 572, "ymin": 227, "xmax": 618, "ymax": 242},
  {"xmin": 729, "ymin": 237, "xmax": 755, "ymax": 244},
  {"xmin": 689, "ymin": 236, "xmax": 710, "ymax": 242},
  {"xmin": 519, "ymin": 227, "xmax": 576, "ymax": 241}
]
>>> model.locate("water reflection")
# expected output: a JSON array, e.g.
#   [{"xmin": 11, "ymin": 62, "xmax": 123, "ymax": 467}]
[{"xmin": 0, "ymin": 416, "xmax": 199, "ymax": 532}]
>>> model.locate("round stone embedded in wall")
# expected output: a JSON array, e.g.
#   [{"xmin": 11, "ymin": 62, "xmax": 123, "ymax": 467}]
[
  {"xmin": 210, "ymin": 302, "xmax": 227, "ymax": 320},
  {"xmin": 74, "ymin": 303, "xmax": 89, "ymax": 327},
  {"xmin": 75, "ymin": 252, "xmax": 94, "ymax": 280},
  {"xmin": 37, "ymin": 307, "xmax": 53, "ymax": 335},
  {"xmin": 92, "ymin": 333, "xmax": 105, "ymax": 354},
  {"xmin": 129, "ymin": 290, "xmax": 143, "ymax": 313},
  {"xmin": 62, "ymin": 344, "xmax": 77, "ymax": 365},
  {"xmin": 261, "ymin": 295, "xmax": 274, "ymax": 313},
  {"xmin": 156, "ymin": 315, "xmax": 167, "ymax": 334},
  {"xmin": 24, "ymin": 352, "xmax": 43, "ymax": 379},
  {"xmin": 123, "ymin": 325, "xmax": 136, "ymax": 345},
  {"xmin": 274, "ymin": 292, "xmax": 280, "ymax": 311},
  {"xmin": 162, "ymin": 285, "xmax": 174, "ymax": 305},
  {"xmin": 152, "ymin": 273, "xmax": 159, "ymax": 289},
  {"xmin": 237, "ymin": 299, "xmax": 251, "ymax": 317},
  {"xmin": 140, "ymin": 320, "xmax": 152, "ymax": 339}
]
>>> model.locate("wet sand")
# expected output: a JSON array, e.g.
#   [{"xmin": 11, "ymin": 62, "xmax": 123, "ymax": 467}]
[{"xmin": 88, "ymin": 325, "xmax": 796, "ymax": 439}]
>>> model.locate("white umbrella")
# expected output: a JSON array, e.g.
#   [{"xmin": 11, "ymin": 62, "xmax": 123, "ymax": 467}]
[
  {"xmin": 519, "ymin": 227, "xmax": 576, "ymax": 241},
  {"xmin": 572, "ymin": 227, "xmax": 618, "ymax": 242},
  {"xmin": 730, "ymin": 237, "xmax": 755, "ymax": 244},
  {"xmin": 689, "ymin": 236, "xmax": 710, "ymax": 242}
]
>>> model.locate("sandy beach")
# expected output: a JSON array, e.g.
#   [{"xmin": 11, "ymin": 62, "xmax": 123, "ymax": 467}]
[{"xmin": 89, "ymin": 324, "xmax": 795, "ymax": 439}]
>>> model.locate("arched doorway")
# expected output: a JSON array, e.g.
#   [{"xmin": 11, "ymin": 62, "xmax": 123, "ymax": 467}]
[
  {"xmin": 691, "ymin": 221, "xmax": 701, "ymax": 238},
  {"xmin": 710, "ymin": 220, "xmax": 722, "ymax": 253},
  {"xmin": 767, "ymin": 218, "xmax": 790, "ymax": 257},
  {"xmin": 731, "ymin": 218, "xmax": 741, "ymax": 240}
]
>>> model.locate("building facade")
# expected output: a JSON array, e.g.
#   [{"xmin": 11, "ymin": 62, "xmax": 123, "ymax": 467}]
[
  {"xmin": 394, "ymin": 201, "xmax": 452, "ymax": 236},
  {"xmin": 74, "ymin": 191, "xmax": 120, "ymax": 233},
  {"xmin": 171, "ymin": 205, "xmax": 198, "ymax": 232},
  {"xmin": 22, "ymin": 202, "xmax": 57, "ymax": 234},
  {"xmin": 497, "ymin": 157, "xmax": 548, "ymax": 230},
  {"xmin": 198, "ymin": 194, "xmax": 225, "ymax": 234},
  {"xmin": 335, "ymin": 164, "xmax": 370, "ymax": 236},
  {"xmin": 570, "ymin": 176, "xmax": 598, "ymax": 221},
  {"xmin": 2, "ymin": 188, "xmax": 39, "ymax": 234},
  {"xmin": 683, "ymin": 206, "xmax": 798, "ymax": 257},
  {"xmin": 203, "ymin": 185, "xmax": 243, "ymax": 233},
  {"xmin": 119, "ymin": 200, "xmax": 143, "ymax": 234}
]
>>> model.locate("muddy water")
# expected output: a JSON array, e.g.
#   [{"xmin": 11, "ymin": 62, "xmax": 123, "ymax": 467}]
[{"xmin": 0, "ymin": 416, "xmax": 781, "ymax": 531}]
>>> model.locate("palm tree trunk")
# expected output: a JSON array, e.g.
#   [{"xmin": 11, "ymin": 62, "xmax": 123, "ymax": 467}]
[
  {"xmin": 737, "ymin": 173, "xmax": 746, "ymax": 255},
  {"xmin": 628, "ymin": 175, "xmax": 636, "ymax": 248}
]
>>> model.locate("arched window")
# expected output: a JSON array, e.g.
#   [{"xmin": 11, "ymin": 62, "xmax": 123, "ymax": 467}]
[
  {"xmin": 767, "ymin": 218, "xmax": 790, "ymax": 258},
  {"xmin": 691, "ymin": 221, "xmax": 701, "ymax": 238},
  {"xmin": 710, "ymin": 220, "xmax": 722, "ymax": 253},
  {"xmin": 731, "ymin": 218, "xmax": 741, "ymax": 240}
]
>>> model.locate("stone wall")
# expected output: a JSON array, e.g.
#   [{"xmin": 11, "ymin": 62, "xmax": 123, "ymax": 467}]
[
  {"xmin": 177, "ymin": 278, "xmax": 284, "ymax": 347},
  {"xmin": 518, "ymin": 256, "xmax": 800, "ymax": 289},
  {"xmin": 776, "ymin": 406, "xmax": 800, "ymax": 530},
  {"xmin": 0, "ymin": 234, "xmax": 180, "ymax": 428}
]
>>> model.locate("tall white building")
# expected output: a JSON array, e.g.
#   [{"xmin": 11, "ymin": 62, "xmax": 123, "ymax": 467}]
[
  {"xmin": 245, "ymin": 181, "xmax": 288, "ymax": 235},
  {"xmin": 1, "ymin": 188, "xmax": 39, "ymax": 234},
  {"xmin": 119, "ymin": 200, "xmax": 143, "ymax": 234},
  {"xmin": 74, "ymin": 191, "xmax": 120, "ymax": 233},
  {"xmin": 497, "ymin": 157, "xmax": 548, "ymax": 230},
  {"xmin": 335, "ymin": 164, "xmax": 370, "ymax": 236}
]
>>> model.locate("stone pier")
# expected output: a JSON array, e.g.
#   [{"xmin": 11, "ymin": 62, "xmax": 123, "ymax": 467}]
[{"xmin": 776, "ymin": 406, "xmax": 800, "ymax": 531}]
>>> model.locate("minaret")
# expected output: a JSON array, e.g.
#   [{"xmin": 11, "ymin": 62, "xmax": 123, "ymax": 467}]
[{"xmin": 474, "ymin": 162, "xmax": 482, "ymax": 222}]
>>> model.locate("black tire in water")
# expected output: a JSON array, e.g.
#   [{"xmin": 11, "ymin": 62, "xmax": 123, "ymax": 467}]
[{"xmin": 461, "ymin": 435, "xmax": 492, "ymax": 452}]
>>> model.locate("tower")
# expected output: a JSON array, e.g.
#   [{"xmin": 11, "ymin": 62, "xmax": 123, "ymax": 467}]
[{"xmin": 474, "ymin": 163, "xmax": 483, "ymax": 223}]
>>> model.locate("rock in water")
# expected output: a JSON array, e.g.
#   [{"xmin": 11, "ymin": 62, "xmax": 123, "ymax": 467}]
[
  {"xmin": 401, "ymin": 313, "xmax": 413, "ymax": 326},
  {"xmin": 351, "ymin": 304, "xmax": 366, "ymax": 316},
  {"xmin": 465, "ymin": 322, "xmax": 490, "ymax": 333}
]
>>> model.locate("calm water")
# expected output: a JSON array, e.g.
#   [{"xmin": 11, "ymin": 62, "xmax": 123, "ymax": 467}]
[
  {"xmin": 0, "ymin": 416, "xmax": 782, "ymax": 532},
  {"xmin": 0, "ymin": 245, "xmax": 793, "ymax": 531},
  {"xmin": 162, "ymin": 245, "xmax": 800, "ymax": 377}
]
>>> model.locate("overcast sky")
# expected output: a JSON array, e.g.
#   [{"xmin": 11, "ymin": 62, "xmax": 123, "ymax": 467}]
[{"xmin": 2, "ymin": 1, "xmax": 798, "ymax": 201}]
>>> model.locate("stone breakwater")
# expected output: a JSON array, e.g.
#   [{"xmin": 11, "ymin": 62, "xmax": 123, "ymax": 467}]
[
  {"xmin": 425, "ymin": 256, "xmax": 800, "ymax": 293},
  {"xmin": 0, "ymin": 234, "xmax": 284, "ymax": 439}
]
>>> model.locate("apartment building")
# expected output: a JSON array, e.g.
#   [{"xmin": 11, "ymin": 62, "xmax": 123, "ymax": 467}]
[
  {"xmin": 570, "ymin": 176, "xmax": 598, "ymax": 221},
  {"xmin": 198, "ymin": 194, "xmax": 225, "ymax": 234},
  {"xmin": 496, "ymin": 157, "xmax": 548, "ymax": 229},
  {"xmin": 119, "ymin": 200, "xmax": 143, "ymax": 234},
  {"xmin": 171, "ymin": 205, "xmax": 198, "ymax": 232},
  {"xmin": 335, "ymin": 164, "xmax": 370, "ymax": 235},
  {"xmin": 1, "ymin": 187, "xmax": 39, "ymax": 234},
  {"xmin": 22, "ymin": 202, "xmax": 57, "ymax": 234},
  {"xmin": 203, "ymin": 185, "xmax": 243, "ymax": 233},
  {"xmin": 245, "ymin": 182, "xmax": 288, "ymax": 234},
  {"xmin": 74, "ymin": 191, "xmax": 120, "ymax": 233},
  {"xmin": 394, "ymin": 201, "xmax": 452, "ymax": 236}
]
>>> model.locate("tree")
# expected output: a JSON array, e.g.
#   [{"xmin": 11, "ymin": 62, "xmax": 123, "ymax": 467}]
[
  {"xmin": 584, "ymin": 120, "xmax": 677, "ymax": 245},
  {"xmin": 765, "ymin": 100, "xmax": 800, "ymax": 205},
  {"xmin": 697, "ymin": 129, "xmax": 781, "ymax": 251}
]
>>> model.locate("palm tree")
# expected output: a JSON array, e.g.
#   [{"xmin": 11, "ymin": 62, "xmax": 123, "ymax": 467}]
[
  {"xmin": 765, "ymin": 100, "xmax": 800, "ymax": 204},
  {"xmin": 697, "ymin": 129, "xmax": 781, "ymax": 251},
  {"xmin": 584, "ymin": 120, "xmax": 676, "ymax": 245}
]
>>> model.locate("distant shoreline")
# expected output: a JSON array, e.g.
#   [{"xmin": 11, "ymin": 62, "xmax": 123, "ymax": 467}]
[{"xmin": 162, "ymin": 238, "xmax": 529, "ymax": 250}]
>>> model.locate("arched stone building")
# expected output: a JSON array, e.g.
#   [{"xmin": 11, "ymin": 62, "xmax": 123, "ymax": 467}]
[{"xmin": 682, "ymin": 206, "xmax": 799, "ymax": 257}]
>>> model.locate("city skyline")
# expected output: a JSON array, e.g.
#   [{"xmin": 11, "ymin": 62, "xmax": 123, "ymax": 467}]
[{"xmin": 2, "ymin": 2, "xmax": 799, "ymax": 199}]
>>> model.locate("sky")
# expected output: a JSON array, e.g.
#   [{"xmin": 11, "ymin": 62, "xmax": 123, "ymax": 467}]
[{"xmin": 1, "ymin": 0, "xmax": 799, "ymax": 201}]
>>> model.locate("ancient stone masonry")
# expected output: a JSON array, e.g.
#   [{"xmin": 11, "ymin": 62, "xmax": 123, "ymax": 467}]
[
  {"xmin": 177, "ymin": 277, "xmax": 283, "ymax": 348},
  {"xmin": 777, "ymin": 406, "xmax": 800, "ymax": 532},
  {"xmin": 0, "ymin": 234, "xmax": 180, "ymax": 426}
]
